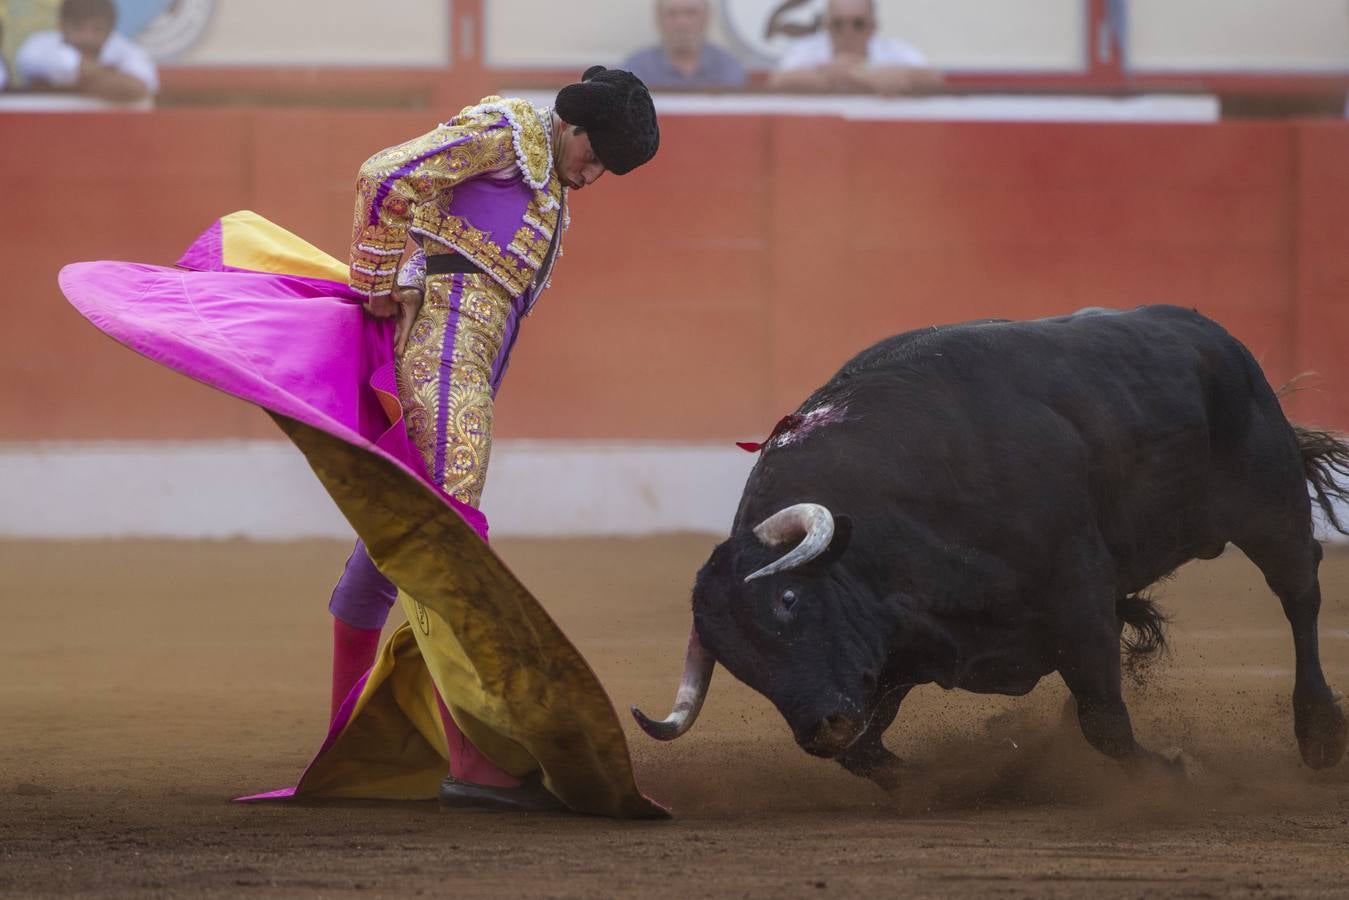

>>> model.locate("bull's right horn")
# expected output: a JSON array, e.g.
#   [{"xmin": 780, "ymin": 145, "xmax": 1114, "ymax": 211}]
[
  {"xmin": 631, "ymin": 627, "xmax": 715, "ymax": 740},
  {"xmin": 744, "ymin": 503, "xmax": 835, "ymax": 582}
]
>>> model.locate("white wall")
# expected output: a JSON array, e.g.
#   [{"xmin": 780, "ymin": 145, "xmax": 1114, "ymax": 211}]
[
  {"xmin": 1130, "ymin": 0, "xmax": 1349, "ymax": 72},
  {"xmin": 1, "ymin": 441, "xmax": 756, "ymax": 539},
  {"xmin": 174, "ymin": 0, "xmax": 451, "ymax": 66},
  {"xmin": 877, "ymin": 0, "xmax": 1085, "ymax": 71},
  {"xmin": 489, "ymin": 0, "xmax": 1349, "ymax": 75},
  {"xmin": 486, "ymin": 1, "xmax": 672, "ymax": 69},
  {"xmin": 4, "ymin": 440, "xmax": 1343, "ymax": 541},
  {"xmin": 9, "ymin": 0, "xmax": 1340, "ymax": 74},
  {"xmin": 0, "ymin": 0, "xmax": 453, "ymax": 67},
  {"xmin": 487, "ymin": 0, "xmax": 1087, "ymax": 71}
]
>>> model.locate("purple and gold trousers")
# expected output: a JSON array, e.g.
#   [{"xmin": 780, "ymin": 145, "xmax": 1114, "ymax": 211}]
[{"xmin": 329, "ymin": 270, "xmax": 518, "ymax": 629}]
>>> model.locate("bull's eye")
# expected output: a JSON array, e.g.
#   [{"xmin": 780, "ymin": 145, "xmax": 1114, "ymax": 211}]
[{"xmin": 780, "ymin": 589, "xmax": 798, "ymax": 611}]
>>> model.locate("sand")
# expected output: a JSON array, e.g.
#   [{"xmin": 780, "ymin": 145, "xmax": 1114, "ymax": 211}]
[{"xmin": 2, "ymin": 536, "xmax": 1347, "ymax": 898}]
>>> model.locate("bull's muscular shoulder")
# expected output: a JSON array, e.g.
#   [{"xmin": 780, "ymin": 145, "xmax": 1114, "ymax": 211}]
[
  {"xmin": 831, "ymin": 306, "xmax": 1232, "ymax": 380},
  {"xmin": 829, "ymin": 318, "xmax": 1010, "ymax": 382},
  {"xmin": 802, "ymin": 305, "xmax": 1257, "ymax": 430}
]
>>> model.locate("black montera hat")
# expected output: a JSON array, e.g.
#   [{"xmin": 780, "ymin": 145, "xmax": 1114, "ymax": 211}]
[{"xmin": 555, "ymin": 66, "xmax": 659, "ymax": 175}]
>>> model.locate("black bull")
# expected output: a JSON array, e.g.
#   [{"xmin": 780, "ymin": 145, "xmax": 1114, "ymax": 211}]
[{"xmin": 633, "ymin": 306, "xmax": 1349, "ymax": 790}]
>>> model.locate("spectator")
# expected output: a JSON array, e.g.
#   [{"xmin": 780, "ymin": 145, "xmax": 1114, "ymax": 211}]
[
  {"xmin": 769, "ymin": 0, "xmax": 941, "ymax": 95},
  {"xmin": 621, "ymin": 0, "xmax": 747, "ymax": 90},
  {"xmin": 0, "ymin": 19, "xmax": 9, "ymax": 92},
  {"xmin": 16, "ymin": 0, "xmax": 158, "ymax": 102}
]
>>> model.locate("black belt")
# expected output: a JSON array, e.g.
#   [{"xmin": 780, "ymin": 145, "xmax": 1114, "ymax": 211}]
[{"xmin": 426, "ymin": 253, "xmax": 485, "ymax": 276}]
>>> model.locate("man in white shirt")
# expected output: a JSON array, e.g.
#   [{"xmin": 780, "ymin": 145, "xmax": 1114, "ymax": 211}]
[
  {"xmin": 16, "ymin": 0, "xmax": 158, "ymax": 102},
  {"xmin": 769, "ymin": 0, "xmax": 940, "ymax": 95}
]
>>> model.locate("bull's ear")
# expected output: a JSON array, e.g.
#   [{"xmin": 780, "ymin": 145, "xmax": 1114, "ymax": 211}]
[{"xmin": 814, "ymin": 514, "xmax": 852, "ymax": 567}]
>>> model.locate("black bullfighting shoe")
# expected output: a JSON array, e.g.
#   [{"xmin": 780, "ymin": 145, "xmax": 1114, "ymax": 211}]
[{"xmin": 437, "ymin": 773, "xmax": 567, "ymax": 813}]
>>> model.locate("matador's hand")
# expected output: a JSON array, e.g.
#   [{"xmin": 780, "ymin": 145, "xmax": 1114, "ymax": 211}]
[
  {"xmin": 393, "ymin": 286, "xmax": 424, "ymax": 356},
  {"xmin": 362, "ymin": 295, "xmax": 400, "ymax": 318}
]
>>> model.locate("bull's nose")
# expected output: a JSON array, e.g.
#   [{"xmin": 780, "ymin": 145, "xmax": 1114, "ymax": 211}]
[{"xmin": 796, "ymin": 712, "xmax": 862, "ymax": 758}]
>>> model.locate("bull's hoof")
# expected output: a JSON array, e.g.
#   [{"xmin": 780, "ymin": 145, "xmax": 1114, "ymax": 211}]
[
  {"xmin": 839, "ymin": 747, "xmax": 904, "ymax": 794},
  {"xmin": 865, "ymin": 757, "xmax": 904, "ymax": 794},
  {"xmin": 1160, "ymin": 747, "xmax": 1208, "ymax": 783},
  {"xmin": 1295, "ymin": 694, "xmax": 1347, "ymax": 770}
]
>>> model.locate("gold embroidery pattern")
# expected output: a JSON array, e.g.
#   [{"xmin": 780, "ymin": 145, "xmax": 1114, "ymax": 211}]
[
  {"xmin": 395, "ymin": 273, "xmax": 513, "ymax": 508},
  {"xmin": 409, "ymin": 145, "xmax": 564, "ymax": 300},
  {"xmin": 507, "ymin": 225, "xmax": 550, "ymax": 268},
  {"xmin": 453, "ymin": 97, "xmax": 552, "ymax": 189},
  {"xmin": 349, "ymin": 122, "xmax": 515, "ymax": 299},
  {"xmin": 350, "ymin": 99, "xmax": 566, "ymax": 303},
  {"xmin": 522, "ymin": 183, "xmax": 559, "ymax": 241},
  {"xmin": 395, "ymin": 275, "xmax": 453, "ymax": 475},
  {"xmin": 524, "ymin": 174, "xmax": 568, "ymax": 305}
]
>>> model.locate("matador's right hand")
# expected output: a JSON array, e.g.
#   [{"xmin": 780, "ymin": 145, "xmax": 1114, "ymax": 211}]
[
  {"xmin": 393, "ymin": 286, "xmax": 424, "ymax": 356},
  {"xmin": 362, "ymin": 295, "xmax": 400, "ymax": 318}
]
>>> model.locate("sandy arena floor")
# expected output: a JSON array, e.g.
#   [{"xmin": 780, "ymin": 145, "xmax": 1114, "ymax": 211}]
[{"xmin": 2, "ymin": 536, "xmax": 1348, "ymax": 898}]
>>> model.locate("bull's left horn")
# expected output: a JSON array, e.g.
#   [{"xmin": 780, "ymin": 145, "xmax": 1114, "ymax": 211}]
[
  {"xmin": 744, "ymin": 503, "xmax": 835, "ymax": 582},
  {"xmin": 631, "ymin": 627, "xmax": 715, "ymax": 741}
]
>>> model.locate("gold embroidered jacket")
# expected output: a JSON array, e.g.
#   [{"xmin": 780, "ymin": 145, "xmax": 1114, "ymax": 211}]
[{"xmin": 349, "ymin": 97, "xmax": 565, "ymax": 302}]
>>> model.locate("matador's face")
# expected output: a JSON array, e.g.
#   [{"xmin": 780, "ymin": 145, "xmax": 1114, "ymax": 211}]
[{"xmin": 554, "ymin": 126, "xmax": 607, "ymax": 192}]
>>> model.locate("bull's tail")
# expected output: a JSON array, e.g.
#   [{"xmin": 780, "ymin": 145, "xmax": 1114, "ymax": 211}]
[
  {"xmin": 1116, "ymin": 592, "xmax": 1168, "ymax": 662},
  {"xmin": 1292, "ymin": 423, "xmax": 1349, "ymax": 537}
]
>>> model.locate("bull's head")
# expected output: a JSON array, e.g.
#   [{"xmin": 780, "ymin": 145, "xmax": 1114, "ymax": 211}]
[{"xmin": 633, "ymin": 502, "xmax": 895, "ymax": 760}]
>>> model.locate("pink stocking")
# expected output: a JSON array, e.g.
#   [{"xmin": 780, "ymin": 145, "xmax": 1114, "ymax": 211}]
[
  {"xmin": 436, "ymin": 695, "xmax": 520, "ymax": 788},
  {"xmin": 331, "ymin": 619, "xmax": 381, "ymax": 723}
]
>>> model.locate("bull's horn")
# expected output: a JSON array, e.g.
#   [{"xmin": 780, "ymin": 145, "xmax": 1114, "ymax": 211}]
[
  {"xmin": 744, "ymin": 503, "xmax": 835, "ymax": 582},
  {"xmin": 631, "ymin": 627, "xmax": 715, "ymax": 741}
]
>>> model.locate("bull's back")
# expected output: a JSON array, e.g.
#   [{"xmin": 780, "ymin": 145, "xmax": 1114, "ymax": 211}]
[
  {"xmin": 829, "ymin": 305, "xmax": 1270, "ymax": 446},
  {"xmin": 807, "ymin": 306, "xmax": 1287, "ymax": 578}
]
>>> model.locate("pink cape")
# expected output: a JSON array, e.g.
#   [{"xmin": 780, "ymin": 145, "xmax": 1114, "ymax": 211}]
[
  {"xmin": 58, "ymin": 229, "xmax": 488, "ymax": 540},
  {"xmin": 58, "ymin": 216, "xmax": 669, "ymax": 818},
  {"xmin": 59, "ymin": 218, "xmax": 491, "ymax": 802}
]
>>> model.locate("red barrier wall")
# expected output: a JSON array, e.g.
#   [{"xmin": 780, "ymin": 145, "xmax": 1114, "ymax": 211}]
[
  {"xmin": 1292, "ymin": 123, "xmax": 1349, "ymax": 430},
  {"xmin": 1, "ymin": 111, "xmax": 1345, "ymax": 440}
]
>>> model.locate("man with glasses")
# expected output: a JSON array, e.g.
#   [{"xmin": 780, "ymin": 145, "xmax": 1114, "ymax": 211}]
[{"xmin": 769, "ymin": 0, "xmax": 939, "ymax": 94}]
